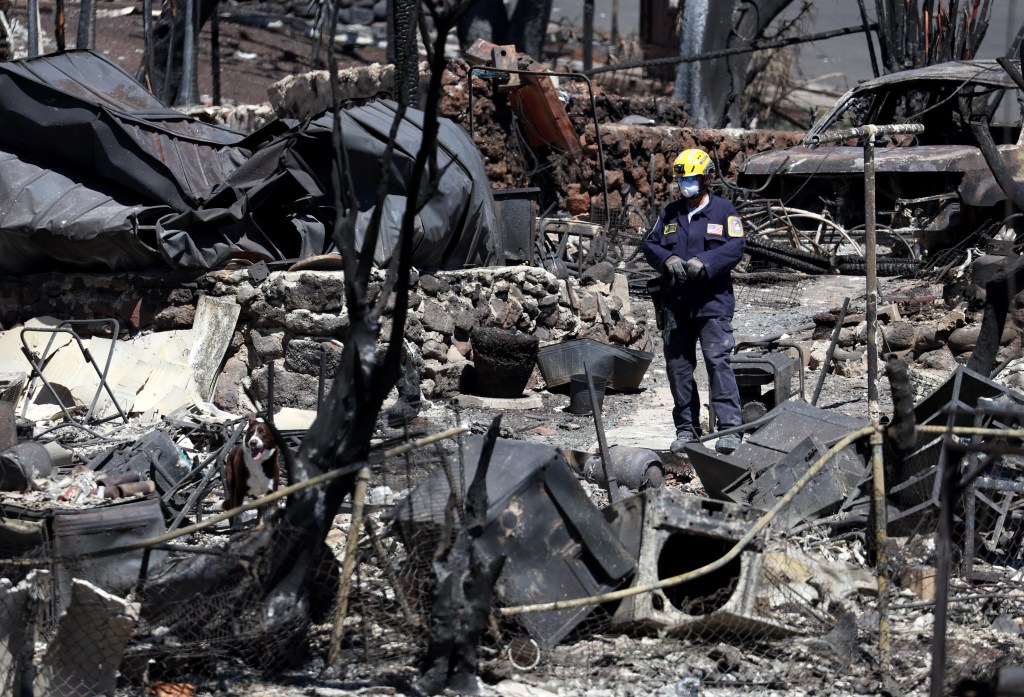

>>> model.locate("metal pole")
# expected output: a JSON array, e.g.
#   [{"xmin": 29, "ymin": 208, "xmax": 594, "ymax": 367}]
[
  {"xmin": 929, "ymin": 440, "xmax": 955, "ymax": 697},
  {"xmin": 810, "ymin": 296, "xmax": 850, "ymax": 406},
  {"xmin": 611, "ymin": 0, "xmax": 619, "ymax": 46},
  {"xmin": 27, "ymin": 0, "xmax": 38, "ymax": 56},
  {"xmin": 865, "ymin": 124, "xmax": 879, "ymax": 425},
  {"xmin": 585, "ymin": 362, "xmax": 620, "ymax": 503},
  {"xmin": 178, "ymin": 0, "xmax": 196, "ymax": 105},
  {"xmin": 862, "ymin": 124, "xmax": 892, "ymax": 671},
  {"xmin": 870, "ymin": 430, "xmax": 890, "ymax": 668},
  {"xmin": 210, "ymin": 0, "xmax": 221, "ymax": 106},
  {"xmin": 76, "ymin": 0, "xmax": 90, "ymax": 48},
  {"xmin": 583, "ymin": 0, "xmax": 594, "ymax": 72}
]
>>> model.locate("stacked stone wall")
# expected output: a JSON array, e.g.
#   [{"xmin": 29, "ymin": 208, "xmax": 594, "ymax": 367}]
[{"xmin": 0, "ymin": 264, "xmax": 652, "ymax": 412}]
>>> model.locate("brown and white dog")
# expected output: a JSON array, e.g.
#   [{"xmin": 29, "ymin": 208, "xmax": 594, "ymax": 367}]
[{"xmin": 222, "ymin": 414, "xmax": 281, "ymax": 522}]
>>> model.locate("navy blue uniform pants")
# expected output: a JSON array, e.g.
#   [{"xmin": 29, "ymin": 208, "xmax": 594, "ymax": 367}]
[{"xmin": 664, "ymin": 314, "xmax": 742, "ymax": 436}]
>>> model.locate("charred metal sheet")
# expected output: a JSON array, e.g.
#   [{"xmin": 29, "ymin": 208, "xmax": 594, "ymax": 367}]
[
  {"xmin": 0, "ymin": 50, "xmax": 501, "ymax": 273},
  {"xmin": 743, "ymin": 434, "xmax": 867, "ymax": 530},
  {"xmin": 509, "ymin": 69, "xmax": 583, "ymax": 162},
  {"xmin": 0, "ymin": 50, "xmax": 246, "ymax": 211},
  {"xmin": 686, "ymin": 400, "xmax": 868, "ymax": 505},
  {"xmin": 602, "ymin": 488, "xmax": 795, "ymax": 638},
  {"xmin": 392, "ymin": 437, "xmax": 634, "ymax": 650}
]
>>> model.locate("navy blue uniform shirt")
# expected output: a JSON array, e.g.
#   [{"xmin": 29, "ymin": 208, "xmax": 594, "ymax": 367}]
[{"xmin": 641, "ymin": 193, "xmax": 746, "ymax": 318}]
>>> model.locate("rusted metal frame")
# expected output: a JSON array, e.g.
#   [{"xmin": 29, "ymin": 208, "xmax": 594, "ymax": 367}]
[
  {"xmin": 468, "ymin": 65, "xmax": 609, "ymax": 230},
  {"xmin": 584, "ymin": 362, "xmax": 619, "ymax": 503}
]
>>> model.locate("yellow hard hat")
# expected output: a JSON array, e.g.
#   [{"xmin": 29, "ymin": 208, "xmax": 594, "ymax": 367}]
[{"xmin": 672, "ymin": 148, "xmax": 715, "ymax": 177}]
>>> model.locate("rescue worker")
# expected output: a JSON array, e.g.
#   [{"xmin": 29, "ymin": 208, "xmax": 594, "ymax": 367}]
[{"xmin": 641, "ymin": 148, "xmax": 746, "ymax": 454}]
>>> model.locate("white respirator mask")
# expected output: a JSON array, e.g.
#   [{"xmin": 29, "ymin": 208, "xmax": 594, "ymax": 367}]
[{"xmin": 677, "ymin": 176, "xmax": 701, "ymax": 198}]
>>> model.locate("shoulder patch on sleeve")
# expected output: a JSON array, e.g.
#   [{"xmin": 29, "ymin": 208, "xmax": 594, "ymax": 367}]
[
  {"xmin": 727, "ymin": 216, "xmax": 744, "ymax": 238},
  {"xmin": 664, "ymin": 223, "xmax": 678, "ymax": 236}
]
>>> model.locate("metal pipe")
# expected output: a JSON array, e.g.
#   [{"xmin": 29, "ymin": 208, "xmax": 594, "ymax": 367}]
[
  {"xmin": 865, "ymin": 125, "xmax": 880, "ymax": 426},
  {"xmin": 210, "ymin": 0, "xmax": 221, "ymax": 105},
  {"xmin": 27, "ymin": 0, "xmax": 38, "ymax": 56},
  {"xmin": 178, "ymin": 0, "xmax": 196, "ymax": 105},
  {"xmin": 870, "ymin": 430, "xmax": 890, "ymax": 669},
  {"xmin": 585, "ymin": 362, "xmax": 620, "ymax": 503},
  {"xmin": 811, "ymin": 297, "xmax": 850, "ymax": 406},
  {"xmin": 582, "ymin": 0, "xmax": 594, "ymax": 73},
  {"xmin": 929, "ymin": 438, "xmax": 956, "ymax": 697}
]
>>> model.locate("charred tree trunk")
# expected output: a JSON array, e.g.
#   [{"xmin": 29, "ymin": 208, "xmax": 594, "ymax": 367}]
[
  {"xmin": 388, "ymin": 0, "xmax": 420, "ymax": 107},
  {"xmin": 456, "ymin": 0, "xmax": 510, "ymax": 51},
  {"xmin": 141, "ymin": 0, "xmax": 219, "ymax": 106},
  {"xmin": 675, "ymin": 0, "xmax": 795, "ymax": 128},
  {"xmin": 418, "ymin": 416, "xmax": 505, "ymax": 695},
  {"xmin": 874, "ymin": 0, "xmax": 993, "ymax": 72},
  {"xmin": 510, "ymin": 0, "xmax": 552, "ymax": 60}
]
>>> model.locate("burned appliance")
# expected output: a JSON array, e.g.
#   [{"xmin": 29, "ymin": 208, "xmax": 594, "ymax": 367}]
[
  {"xmin": 390, "ymin": 436, "xmax": 635, "ymax": 650},
  {"xmin": 602, "ymin": 487, "xmax": 795, "ymax": 638},
  {"xmin": 0, "ymin": 497, "xmax": 167, "ymax": 612},
  {"xmin": 686, "ymin": 400, "xmax": 869, "ymax": 529},
  {"xmin": 731, "ymin": 348, "xmax": 803, "ymax": 423}
]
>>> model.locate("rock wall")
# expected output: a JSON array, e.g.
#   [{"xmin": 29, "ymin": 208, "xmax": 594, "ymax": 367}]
[
  {"xmin": 0, "ymin": 264, "xmax": 652, "ymax": 413},
  {"xmin": 192, "ymin": 59, "xmax": 804, "ymax": 219}
]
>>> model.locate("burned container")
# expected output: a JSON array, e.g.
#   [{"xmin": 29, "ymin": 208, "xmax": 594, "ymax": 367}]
[
  {"xmin": 602, "ymin": 487, "xmax": 794, "ymax": 638},
  {"xmin": 391, "ymin": 437, "xmax": 635, "ymax": 650},
  {"xmin": 731, "ymin": 349, "xmax": 801, "ymax": 423},
  {"xmin": 0, "ymin": 497, "xmax": 166, "ymax": 611},
  {"xmin": 470, "ymin": 328, "xmax": 540, "ymax": 398}
]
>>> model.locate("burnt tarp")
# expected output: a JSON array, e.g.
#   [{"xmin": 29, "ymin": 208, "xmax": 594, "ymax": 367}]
[
  {"xmin": 163, "ymin": 99, "xmax": 503, "ymax": 271},
  {"xmin": 0, "ymin": 49, "xmax": 501, "ymax": 273}
]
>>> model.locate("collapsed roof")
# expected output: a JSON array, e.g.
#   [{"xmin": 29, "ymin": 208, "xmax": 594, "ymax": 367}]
[{"xmin": 0, "ymin": 50, "xmax": 501, "ymax": 274}]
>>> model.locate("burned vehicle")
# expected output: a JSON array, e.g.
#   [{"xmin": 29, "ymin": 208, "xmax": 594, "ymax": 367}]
[{"xmin": 737, "ymin": 60, "xmax": 1024, "ymax": 274}]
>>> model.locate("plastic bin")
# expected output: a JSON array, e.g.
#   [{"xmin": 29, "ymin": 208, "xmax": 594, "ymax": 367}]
[{"xmin": 536, "ymin": 339, "xmax": 653, "ymax": 392}]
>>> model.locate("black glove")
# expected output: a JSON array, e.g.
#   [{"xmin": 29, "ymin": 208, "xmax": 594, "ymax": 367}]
[
  {"xmin": 684, "ymin": 258, "xmax": 707, "ymax": 281},
  {"xmin": 665, "ymin": 255, "xmax": 687, "ymax": 287}
]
